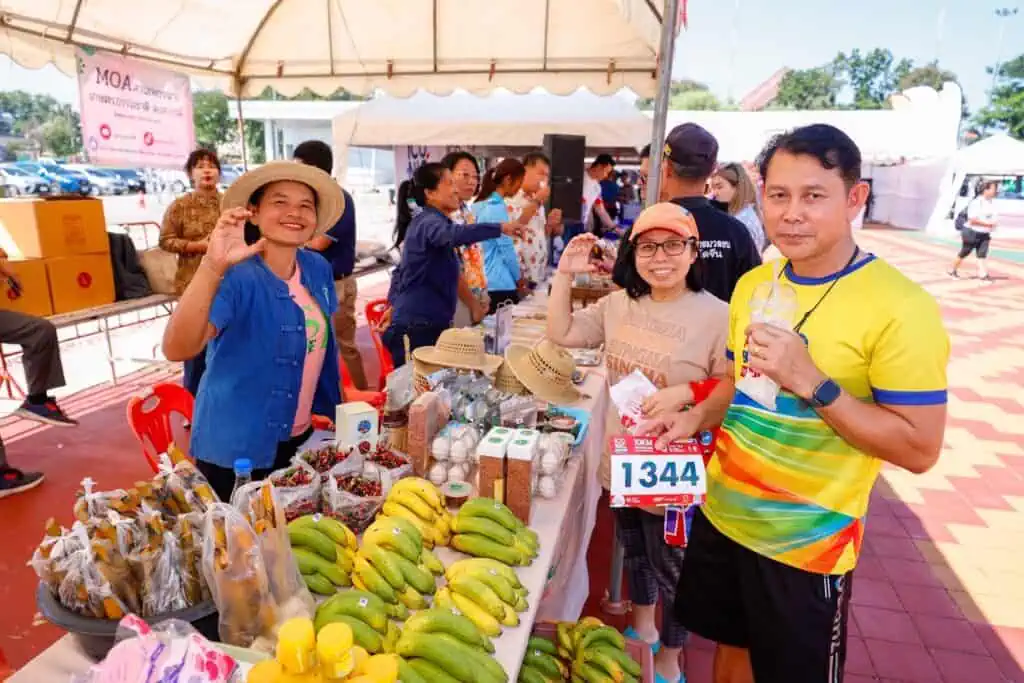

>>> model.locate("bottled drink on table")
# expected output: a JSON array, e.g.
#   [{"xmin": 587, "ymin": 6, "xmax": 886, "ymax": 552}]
[{"xmin": 230, "ymin": 458, "xmax": 253, "ymax": 506}]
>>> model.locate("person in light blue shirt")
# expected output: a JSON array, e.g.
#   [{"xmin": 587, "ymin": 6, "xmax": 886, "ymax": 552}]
[{"xmin": 472, "ymin": 158, "xmax": 527, "ymax": 312}]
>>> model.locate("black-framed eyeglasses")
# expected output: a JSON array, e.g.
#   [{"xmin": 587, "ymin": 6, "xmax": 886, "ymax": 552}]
[{"xmin": 635, "ymin": 239, "xmax": 692, "ymax": 258}]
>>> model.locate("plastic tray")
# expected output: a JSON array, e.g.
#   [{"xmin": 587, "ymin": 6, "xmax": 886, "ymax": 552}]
[
  {"xmin": 530, "ymin": 622, "xmax": 653, "ymax": 683},
  {"xmin": 547, "ymin": 405, "xmax": 590, "ymax": 448},
  {"xmin": 36, "ymin": 583, "xmax": 219, "ymax": 660}
]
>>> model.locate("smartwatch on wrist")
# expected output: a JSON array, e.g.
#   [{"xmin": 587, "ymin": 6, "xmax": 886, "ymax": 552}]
[{"xmin": 808, "ymin": 378, "xmax": 841, "ymax": 409}]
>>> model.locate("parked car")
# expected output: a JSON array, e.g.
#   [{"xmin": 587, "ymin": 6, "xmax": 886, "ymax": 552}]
[
  {"xmin": 0, "ymin": 165, "xmax": 55, "ymax": 196},
  {"xmin": 108, "ymin": 168, "xmax": 145, "ymax": 193},
  {"xmin": 63, "ymin": 165, "xmax": 128, "ymax": 195},
  {"xmin": 15, "ymin": 161, "xmax": 90, "ymax": 195}
]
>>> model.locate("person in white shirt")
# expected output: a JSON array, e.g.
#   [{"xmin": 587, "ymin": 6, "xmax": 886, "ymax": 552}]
[
  {"xmin": 710, "ymin": 162, "xmax": 768, "ymax": 253},
  {"xmin": 507, "ymin": 152, "xmax": 563, "ymax": 287},
  {"xmin": 583, "ymin": 153, "xmax": 619, "ymax": 236},
  {"xmin": 950, "ymin": 180, "xmax": 999, "ymax": 281}
]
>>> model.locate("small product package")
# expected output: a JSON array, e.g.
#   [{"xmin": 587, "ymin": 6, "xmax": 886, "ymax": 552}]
[
  {"xmin": 321, "ymin": 455, "xmax": 384, "ymax": 532},
  {"xmin": 609, "ymin": 369, "xmax": 659, "ymax": 432},
  {"xmin": 505, "ymin": 428, "xmax": 540, "ymax": 523},
  {"xmin": 476, "ymin": 426, "xmax": 515, "ymax": 502},
  {"xmin": 736, "ymin": 268, "xmax": 800, "ymax": 411},
  {"xmin": 335, "ymin": 401, "xmax": 380, "ymax": 456},
  {"xmin": 407, "ymin": 391, "xmax": 449, "ymax": 476}
]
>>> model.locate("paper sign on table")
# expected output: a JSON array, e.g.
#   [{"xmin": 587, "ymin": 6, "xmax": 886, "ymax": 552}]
[{"xmin": 608, "ymin": 435, "xmax": 707, "ymax": 508}]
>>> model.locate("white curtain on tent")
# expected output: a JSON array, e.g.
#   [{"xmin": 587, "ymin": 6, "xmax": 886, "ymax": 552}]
[{"xmin": 926, "ymin": 135, "xmax": 1024, "ymax": 233}]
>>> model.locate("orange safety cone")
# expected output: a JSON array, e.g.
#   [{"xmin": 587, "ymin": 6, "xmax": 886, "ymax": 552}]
[{"xmin": 137, "ymin": 191, "xmax": 146, "ymax": 210}]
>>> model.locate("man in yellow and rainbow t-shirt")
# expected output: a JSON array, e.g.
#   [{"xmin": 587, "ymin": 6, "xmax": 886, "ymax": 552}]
[{"xmin": 644, "ymin": 124, "xmax": 949, "ymax": 683}]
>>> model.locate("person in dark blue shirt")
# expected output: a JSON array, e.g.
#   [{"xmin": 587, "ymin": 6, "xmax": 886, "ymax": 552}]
[
  {"xmin": 382, "ymin": 163, "xmax": 525, "ymax": 367},
  {"xmin": 293, "ymin": 140, "xmax": 367, "ymax": 389}
]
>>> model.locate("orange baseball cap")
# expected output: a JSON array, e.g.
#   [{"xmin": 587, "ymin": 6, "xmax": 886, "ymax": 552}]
[{"xmin": 630, "ymin": 202, "xmax": 699, "ymax": 242}]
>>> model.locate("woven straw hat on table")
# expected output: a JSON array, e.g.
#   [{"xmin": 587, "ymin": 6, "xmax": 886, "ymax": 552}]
[
  {"xmin": 413, "ymin": 357, "xmax": 443, "ymax": 393},
  {"xmin": 493, "ymin": 361, "xmax": 529, "ymax": 395},
  {"xmin": 411, "ymin": 328, "xmax": 503, "ymax": 375},
  {"xmin": 504, "ymin": 339, "xmax": 581, "ymax": 405}
]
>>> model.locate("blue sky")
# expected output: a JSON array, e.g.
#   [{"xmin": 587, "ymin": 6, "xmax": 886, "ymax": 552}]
[{"xmin": 2, "ymin": 0, "xmax": 1022, "ymax": 112}]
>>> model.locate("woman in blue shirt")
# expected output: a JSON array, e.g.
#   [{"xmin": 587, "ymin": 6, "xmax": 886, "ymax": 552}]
[
  {"xmin": 383, "ymin": 163, "xmax": 524, "ymax": 367},
  {"xmin": 162, "ymin": 162, "xmax": 345, "ymax": 502},
  {"xmin": 472, "ymin": 159, "xmax": 528, "ymax": 313}
]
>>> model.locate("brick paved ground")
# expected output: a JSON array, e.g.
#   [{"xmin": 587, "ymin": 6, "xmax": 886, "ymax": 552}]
[{"xmin": 2, "ymin": 229, "xmax": 1023, "ymax": 682}]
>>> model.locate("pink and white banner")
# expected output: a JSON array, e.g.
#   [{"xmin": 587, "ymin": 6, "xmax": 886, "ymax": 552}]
[{"xmin": 76, "ymin": 49, "xmax": 195, "ymax": 169}]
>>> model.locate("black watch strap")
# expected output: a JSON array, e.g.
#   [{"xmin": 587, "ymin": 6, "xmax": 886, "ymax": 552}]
[{"xmin": 809, "ymin": 378, "xmax": 841, "ymax": 408}]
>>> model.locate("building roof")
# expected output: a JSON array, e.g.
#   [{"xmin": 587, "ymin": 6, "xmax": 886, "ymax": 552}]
[{"xmin": 739, "ymin": 68, "xmax": 791, "ymax": 111}]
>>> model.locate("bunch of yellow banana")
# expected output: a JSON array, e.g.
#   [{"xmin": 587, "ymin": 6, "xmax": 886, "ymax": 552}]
[
  {"xmin": 355, "ymin": 514, "xmax": 446, "ymax": 615},
  {"xmin": 434, "ymin": 558, "xmax": 528, "ymax": 637},
  {"xmin": 552, "ymin": 618, "xmax": 641, "ymax": 683},
  {"xmin": 287, "ymin": 514, "xmax": 358, "ymax": 595},
  {"xmin": 450, "ymin": 498, "xmax": 539, "ymax": 566},
  {"xmin": 381, "ymin": 477, "xmax": 453, "ymax": 548}
]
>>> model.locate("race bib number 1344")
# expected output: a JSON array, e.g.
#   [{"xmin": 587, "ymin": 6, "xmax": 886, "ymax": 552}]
[{"xmin": 608, "ymin": 435, "xmax": 707, "ymax": 508}]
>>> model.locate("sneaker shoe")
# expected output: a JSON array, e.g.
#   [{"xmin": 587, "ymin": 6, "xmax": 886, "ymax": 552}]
[
  {"xmin": 15, "ymin": 399, "xmax": 78, "ymax": 427},
  {"xmin": 947, "ymin": 269, "xmax": 960, "ymax": 278},
  {"xmin": 0, "ymin": 466, "xmax": 44, "ymax": 498}
]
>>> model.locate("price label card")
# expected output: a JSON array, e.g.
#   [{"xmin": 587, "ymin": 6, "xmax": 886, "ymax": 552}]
[{"xmin": 608, "ymin": 435, "xmax": 707, "ymax": 508}]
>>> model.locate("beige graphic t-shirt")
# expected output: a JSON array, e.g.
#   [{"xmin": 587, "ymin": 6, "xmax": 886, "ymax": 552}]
[{"xmin": 559, "ymin": 289, "xmax": 729, "ymax": 494}]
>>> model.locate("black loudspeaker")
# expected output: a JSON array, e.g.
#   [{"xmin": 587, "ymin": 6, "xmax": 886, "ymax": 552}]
[{"xmin": 543, "ymin": 134, "xmax": 586, "ymax": 222}]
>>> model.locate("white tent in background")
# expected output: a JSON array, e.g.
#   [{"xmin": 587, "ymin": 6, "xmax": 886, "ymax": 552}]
[
  {"xmin": 926, "ymin": 134, "xmax": 1024, "ymax": 233},
  {"xmin": 0, "ymin": 0, "xmax": 665, "ymax": 98},
  {"xmin": 332, "ymin": 90, "xmax": 651, "ymax": 182}
]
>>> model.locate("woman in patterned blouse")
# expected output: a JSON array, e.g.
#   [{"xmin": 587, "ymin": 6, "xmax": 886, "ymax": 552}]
[{"xmin": 159, "ymin": 148, "xmax": 222, "ymax": 397}]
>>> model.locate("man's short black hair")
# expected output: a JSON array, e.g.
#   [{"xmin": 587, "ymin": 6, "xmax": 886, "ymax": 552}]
[
  {"xmin": 184, "ymin": 148, "xmax": 220, "ymax": 175},
  {"xmin": 522, "ymin": 151, "xmax": 551, "ymax": 168},
  {"xmin": 639, "ymin": 144, "xmax": 651, "ymax": 159},
  {"xmin": 293, "ymin": 140, "xmax": 333, "ymax": 175},
  {"xmin": 591, "ymin": 153, "xmax": 615, "ymax": 168},
  {"xmin": 757, "ymin": 124, "xmax": 862, "ymax": 189}
]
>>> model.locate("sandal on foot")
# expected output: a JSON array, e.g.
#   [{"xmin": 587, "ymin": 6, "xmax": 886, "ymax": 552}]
[{"xmin": 623, "ymin": 626, "xmax": 660, "ymax": 654}]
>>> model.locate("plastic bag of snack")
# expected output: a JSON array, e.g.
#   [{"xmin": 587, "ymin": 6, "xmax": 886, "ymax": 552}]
[
  {"xmin": 92, "ymin": 537, "xmax": 142, "ymax": 615},
  {"xmin": 236, "ymin": 480, "xmax": 315, "ymax": 622},
  {"xmin": 73, "ymin": 478, "xmax": 140, "ymax": 523},
  {"xmin": 138, "ymin": 530, "xmax": 192, "ymax": 616},
  {"xmin": 263, "ymin": 458, "xmax": 321, "ymax": 521},
  {"xmin": 176, "ymin": 512, "xmax": 209, "ymax": 604},
  {"xmin": 321, "ymin": 454, "xmax": 383, "ymax": 532},
  {"xmin": 153, "ymin": 455, "xmax": 219, "ymax": 515},
  {"xmin": 57, "ymin": 527, "xmax": 128, "ymax": 619},
  {"xmin": 297, "ymin": 442, "xmax": 353, "ymax": 481},
  {"xmin": 201, "ymin": 503, "xmax": 278, "ymax": 649}
]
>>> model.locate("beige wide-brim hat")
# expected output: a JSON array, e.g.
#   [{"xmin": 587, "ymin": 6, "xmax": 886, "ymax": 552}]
[
  {"xmin": 222, "ymin": 160, "xmax": 345, "ymax": 235},
  {"xmin": 494, "ymin": 361, "xmax": 529, "ymax": 396},
  {"xmin": 505, "ymin": 339, "xmax": 581, "ymax": 405},
  {"xmin": 412, "ymin": 328, "xmax": 503, "ymax": 375}
]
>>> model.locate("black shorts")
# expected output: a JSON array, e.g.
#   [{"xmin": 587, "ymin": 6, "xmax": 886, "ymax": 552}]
[
  {"xmin": 958, "ymin": 228, "xmax": 991, "ymax": 258},
  {"xmin": 675, "ymin": 508, "xmax": 854, "ymax": 683}
]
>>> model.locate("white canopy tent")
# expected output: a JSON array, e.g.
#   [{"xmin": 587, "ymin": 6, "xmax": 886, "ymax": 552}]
[
  {"xmin": 331, "ymin": 90, "xmax": 652, "ymax": 182},
  {"xmin": 926, "ymin": 134, "xmax": 1024, "ymax": 233},
  {"xmin": 0, "ymin": 0, "xmax": 666, "ymax": 98}
]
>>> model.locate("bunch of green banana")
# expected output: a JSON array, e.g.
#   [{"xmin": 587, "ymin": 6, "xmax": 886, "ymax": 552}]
[
  {"xmin": 517, "ymin": 636, "xmax": 569, "ymax": 683},
  {"xmin": 450, "ymin": 498, "xmax": 539, "ymax": 566},
  {"xmin": 287, "ymin": 514, "xmax": 357, "ymax": 595},
  {"xmin": 395, "ymin": 610, "xmax": 508, "ymax": 683},
  {"xmin": 354, "ymin": 515, "xmax": 445, "ymax": 614},
  {"xmin": 434, "ymin": 558, "xmax": 528, "ymax": 636},
  {"xmin": 382, "ymin": 477, "xmax": 453, "ymax": 548},
  {"xmin": 313, "ymin": 589, "xmax": 401, "ymax": 653},
  {"xmin": 553, "ymin": 618, "xmax": 641, "ymax": 683}
]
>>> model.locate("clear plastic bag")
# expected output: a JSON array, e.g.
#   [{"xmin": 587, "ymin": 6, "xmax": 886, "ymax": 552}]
[
  {"xmin": 366, "ymin": 445, "xmax": 414, "ymax": 488},
  {"xmin": 735, "ymin": 276, "xmax": 800, "ymax": 411},
  {"xmin": 154, "ymin": 455, "xmax": 220, "ymax": 515},
  {"xmin": 236, "ymin": 481, "xmax": 315, "ymax": 622},
  {"xmin": 265, "ymin": 459, "xmax": 322, "ymax": 521},
  {"xmin": 56, "ymin": 527, "xmax": 128, "ymax": 619},
  {"xmin": 297, "ymin": 442, "xmax": 354, "ymax": 481},
  {"xmin": 321, "ymin": 454, "xmax": 384, "ymax": 532},
  {"xmin": 201, "ymin": 503, "xmax": 278, "ymax": 648},
  {"xmin": 176, "ymin": 511, "xmax": 209, "ymax": 604},
  {"xmin": 141, "ymin": 531, "xmax": 192, "ymax": 616},
  {"xmin": 536, "ymin": 431, "xmax": 571, "ymax": 476},
  {"xmin": 73, "ymin": 477, "xmax": 138, "ymax": 522},
  {"xmin": 609, "ymin": 369, "xmax": 659, "ymax": 432}
]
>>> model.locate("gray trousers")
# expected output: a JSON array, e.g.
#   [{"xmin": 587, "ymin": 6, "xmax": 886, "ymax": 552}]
[{"xmin": 0, "ymin": 310, "xmax": 66, "ymax": 466}]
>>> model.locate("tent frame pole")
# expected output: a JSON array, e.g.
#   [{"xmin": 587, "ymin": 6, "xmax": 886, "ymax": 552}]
[
  {"xmin": 235, "ymin": 81, "xmax": 249, "ymax": 170},
  {"xmin": 603, "ymin": 0, "xmax": 679, "ymax": 618}
]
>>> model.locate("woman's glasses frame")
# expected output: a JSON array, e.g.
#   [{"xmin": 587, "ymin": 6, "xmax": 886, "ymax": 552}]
[{"xmin": 634, "ymin": 237, "xmax": 695, "ymax": 259}]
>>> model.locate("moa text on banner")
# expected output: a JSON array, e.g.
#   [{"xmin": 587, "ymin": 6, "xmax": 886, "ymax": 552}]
[{"xmin": 76, "ymin": 49, "xmax": 195, "ymax": 169}]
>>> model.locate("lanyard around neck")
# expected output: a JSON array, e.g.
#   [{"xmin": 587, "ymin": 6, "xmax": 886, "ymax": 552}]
[{"xmin": 780, "ymin": 247, "xmax": 860, "ymax": 334}]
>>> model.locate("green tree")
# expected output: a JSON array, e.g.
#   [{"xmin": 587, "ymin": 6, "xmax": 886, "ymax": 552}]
[
  {"xmin": 975, "ymin": 54, "xmax": 1024, "ymax": 137},
  {"xmin": 191, "ymin": 90, "xmax": 233, "ymax": 149},
  {"xmin": 635, "ymin": 79, "xmax": 711, "ymax": 109},
  {"xmin": 38, "ymin": 107, "xmax": 82, "ymax": 157},
  {"xmin": 244, "ymin": 120, "xmax": 266, "ymax": 164},
  {"xmin": 833, "ymin": 48, "xmax": 913, "ymax": 109},
  {"xmin": 773, "ymin": 67, "xmax": 841, "ymax": 109}
]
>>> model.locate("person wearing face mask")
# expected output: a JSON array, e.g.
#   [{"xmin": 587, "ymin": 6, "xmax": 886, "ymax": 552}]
[
  {"xmin": 440, "ymin": 151, "xmax": 490, "ymax": 327},
  {"xmin": 546, "ymin": 203, "xmax": 729, "ymax": 683},
  {"xmin": 710, "ymin": 162, "xmax": 767, "ymax": 253},
  {"xmin": 159, "ymin": 148, "xmax": 223, "ymax": 396},
  {"xmin": 507, "ymin": 152, "xmax": 563, "ymax": 289},
  {"xmin": 162, "ymin": 162, "xmax": 345, "ymax": 502},
  {"xmin": 382, "ymin": 163, "xmax": 525, "ymax": 366},
  {"xmin": 472, "ymin": 158, "xmax": 528, "ymax": 312}
]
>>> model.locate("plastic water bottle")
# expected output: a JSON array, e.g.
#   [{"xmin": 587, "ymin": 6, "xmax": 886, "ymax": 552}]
[{"xmin": 230, "ymin": 458, "xmax": 253, "ymax": 506}]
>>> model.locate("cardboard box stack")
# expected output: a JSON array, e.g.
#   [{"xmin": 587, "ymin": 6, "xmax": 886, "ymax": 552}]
[{"xmin": 0, "ymin": 197, "xmax": 114, "ymax": 316}]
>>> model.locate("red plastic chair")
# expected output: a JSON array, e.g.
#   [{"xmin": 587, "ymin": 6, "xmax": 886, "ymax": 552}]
[
  {"xmin": 126, "ymin": 383, "xmax": 195, "ymax": 473},
  {"xmin": 365, "ymin": 298, "xmax": 394, "ymax": 389},
  {"xmin": 340, "ymin": 354, "xmax": 386, "ymax": 410}
]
